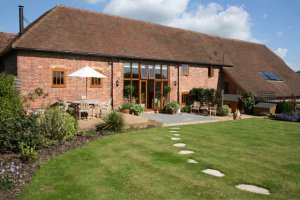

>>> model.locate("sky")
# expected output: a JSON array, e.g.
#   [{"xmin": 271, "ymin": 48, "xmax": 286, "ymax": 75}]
[{"xmin": 0, "ymin": 0, "xmax": 299, "ymax": 72}]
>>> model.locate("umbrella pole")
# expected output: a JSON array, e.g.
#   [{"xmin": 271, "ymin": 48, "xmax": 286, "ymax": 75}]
[{"xmin": 86, "ymin": 77, "xmax": 88, "ymax": 98}]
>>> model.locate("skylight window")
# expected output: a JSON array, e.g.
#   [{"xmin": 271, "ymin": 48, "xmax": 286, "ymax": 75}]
[{"xmin": 259, "ymin": 71, "xmax": 282, "ymax": 81}]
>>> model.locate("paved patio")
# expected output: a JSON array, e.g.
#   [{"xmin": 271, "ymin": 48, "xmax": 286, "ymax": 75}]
[{"xmin": 141, "ymin": 113, "xmax": 229, "ymax": 126}]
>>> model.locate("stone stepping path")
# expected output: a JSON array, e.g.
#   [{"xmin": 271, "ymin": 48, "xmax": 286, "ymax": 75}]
[
  {"xmin": 171, "ymin": 137, "xmax": 181, "ymax": 141},
  {"xmin": 202, "ymin": 169, "xmax": 225, "ymax": 177},
  {"xmin": 178, "ymin": 150, "xmax": 194, "ymax": 155},
  {"xmin": 187, "ymin": 159, "xmax": 198, "ymax": 164},
  {"xmin": 236, "ymin": 184, "xmax": 270, "ymax": 195},
  {"xmin": 169, "ymin": 130, "xmax": 179, "ymax": 133},
  {"xmin": 173, "ymin": 133, "xmax": 180, "ymax": 137},
  {"xmin": 169, "ymin": 127, "xmax": 181, "ymax": 130},
  {"xmin": 173, "ymin": 143, "xmax": 186, "ymax": 147}
]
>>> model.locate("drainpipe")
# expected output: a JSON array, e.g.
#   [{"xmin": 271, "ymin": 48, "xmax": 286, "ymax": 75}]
[
  {"xmin": 177, "ymin": 64, "xmax": 180, "ymax": 103},
  {"xmin": 110, "ymin": 60, "xmax": 114, "ymax": 109},
  {"xmin": 18, "ymin": 5, "xmax": 24, "ymax": 34}
]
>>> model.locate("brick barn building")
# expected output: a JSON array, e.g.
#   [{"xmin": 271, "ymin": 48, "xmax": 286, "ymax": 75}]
[{"xmin": 1, "ymin": 5, "xmax": 300, "ymax": 110}]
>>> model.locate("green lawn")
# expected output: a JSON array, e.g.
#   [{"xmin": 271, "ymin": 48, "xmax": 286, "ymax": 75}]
[{"xmin": 18, "ymin": 118, "xmax": 300, "ymax": 200}]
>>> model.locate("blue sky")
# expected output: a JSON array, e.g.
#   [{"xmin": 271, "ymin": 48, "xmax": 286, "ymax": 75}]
[{"xmin": 0, "ymin": 0, "xmax": 299, "ymax": 71}]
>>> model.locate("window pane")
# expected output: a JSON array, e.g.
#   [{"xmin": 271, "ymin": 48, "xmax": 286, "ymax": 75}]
[
  {"xmin": 259, "ymin": 72, "xmax": 269, "ymax": 80},
  {"xmin": 60, "ymin": 72, "xmax": 64, "ymax": 85},
  {"xmin": 124, "ymin": 62, "xmax": 131, "ymax": 78},
  {"xmin": 140, "ymin": 64, "xmax": 147, "ymax": 79},
  {"xmin": 155, "ymin": 81, "xmax": 162, "ymax": 108},
  {"xmin": 162, "ymin": 65, "xmax": 168, "ymax": 79},
  {"xmin": 264, "ymin": 72, "xmax": 281, "ymax": 81},
  {"xmin": 182, "ymin": 64, "xmax": 188, "ymax": 75},
  {"xmin": 132, "ymin": 63, "xmax": 139, "ymax": 78},
  {"xmin": 132, "ymin": 80, "xmax": 139, "ymax": 103},
  {"xmin": 53, "ymin": 71, "xmax": 57, "ymax": 84},
  {"xmin": 155, "ymin": 64, "xmax": 161, "ymax": 79},
  {"xmin": 124, "ymin": 80, "xmax": 131, "ymax": 101},
  {"xmin": 149, "ymin": 65, "xmax": 155, "ymax": 78}
]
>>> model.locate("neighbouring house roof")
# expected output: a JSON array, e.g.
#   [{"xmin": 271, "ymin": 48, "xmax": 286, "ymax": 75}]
[
  {"xmin": 212, "ymin": 37, "xmax": 300, "ymax": 97},
  {"xmin": 254, "ymin": 102, "xmax": 277, "ymax": 109},
  {"xmin": 10, "ymin": 5, "xmax": 232, "ymax": 66},
  {"xmin": 0, "ymin": 32, "xmax": 16, "ymax": 54}
]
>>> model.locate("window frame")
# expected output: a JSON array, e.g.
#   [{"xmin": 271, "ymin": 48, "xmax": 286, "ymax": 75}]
[
  {"xmin": 52, "ymin": 68, "xmax": 66, "ymax": 88},
  {"xmin": 90, "ymin": 69, "xmax": 104, "ymax": 88},
  {"xmin": 259, "ymin": 71, "xmax": 282, "ymax": 81},
  {"xmin": 181, "ymin": 64, "xmax": 189, "ymax": 76},
  {"xmin": 181, "ymin": 91, "xmax": 189, "ymax": 105}
]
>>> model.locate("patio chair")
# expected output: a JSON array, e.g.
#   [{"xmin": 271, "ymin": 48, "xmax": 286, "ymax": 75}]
[
  {"xmin": 78, "ymin": 102, "xmax": 91, "ymax": 120},
  {"xmin": 209, "ymin": 104, "xmax": 218, "ymax": 116},
  {"xmin": 191, "ymin": 101, "xmax": 201, "ymax": 113}
]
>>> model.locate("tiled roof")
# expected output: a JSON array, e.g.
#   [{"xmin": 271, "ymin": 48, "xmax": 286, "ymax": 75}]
[
  {"xmin": 0, "ymin": 32, "xmax": 16, "ymax": 55},
  {"xmin": 11, "ymin": 5, "xmax": 232, "ymax": 66},
  {"xmin": 212, "ymin": 37, "xmax": 300, "ymax": 97}
]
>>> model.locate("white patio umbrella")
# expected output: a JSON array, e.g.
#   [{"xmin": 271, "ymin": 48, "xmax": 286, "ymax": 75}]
[{"xmin": 68, "ymin": 66, "xmax": 106, "ymax": 98}]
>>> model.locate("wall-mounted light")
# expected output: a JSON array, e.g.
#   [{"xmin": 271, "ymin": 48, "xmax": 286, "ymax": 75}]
[
  {"xmin": 116, "ymin": 80, "xmax": 119, "ymax": 87},
  {"xmin": 174, "ymin": 81, "xmax": 177, "ymax": 86},
  {"xmin": 108, "ymin": 61, "xmax": 113, "ymax": 65}
]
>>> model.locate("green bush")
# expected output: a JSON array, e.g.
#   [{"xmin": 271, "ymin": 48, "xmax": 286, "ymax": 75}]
[
  {"xmin": 120, "ymin": 102, "xmax": 132, "ymax": 111},
  {"xmin": 40, "ymin": 107, "xmax": 78, "ymax": 143},
  {"xmin": 239, "ymin": 92, "xmax": 255, "ymax": 112},
  {"xmin": 276, "ymin": 101, "xmax": 295, "ymax": 114},
  {"xmin": 19, "ymin": 142, "xmax": 37, "ymax": 163},
  {"xmin": 130, "ymin": 104, "xmax": 144, "ymax": 115},
  {"xmin": 97, "ymin": 110, "xmax": 124, "ymax": 133},
  {"xmin": 218, "ymin": 105, "xmax": 232, "ymax": 116},
  {"xmin": 165, "ymin": 102, "xmax": 180, "ymax": 113}
]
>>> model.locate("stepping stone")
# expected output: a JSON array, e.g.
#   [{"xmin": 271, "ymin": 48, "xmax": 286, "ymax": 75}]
[
  {"xmin": 178, "ymin": 150, "xmax": 194, "ymax": 155},
  {"xmin": 173, "ymin": 133, "xmax": 180, "ymax": 137},
  {"xmin": 187, "ymin": 159, "xmax": 198, "ymax": 164},
  {"xmin": 169, "ymin": 127, "xmax": 180, "ymax": 130},
  {"xmin": 169, "ymin": 130, "xmax": 179, "ymax": 133},
  {"xmin": 236, "ymin": 184, "xmax": 270, "ymax": 195},
  {"xmin": 173, "ymin": 143, "xmax": 186, "ymax": 147},
  {"xmin": 202, "ymin": 169, "xmax": 224, "ymax": 177},
  {"xmin": 171, "ymin": 137, "xmax": 181, "ymax": 141}
]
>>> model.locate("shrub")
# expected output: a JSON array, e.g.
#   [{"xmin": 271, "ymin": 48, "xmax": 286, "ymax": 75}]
[
  {"xmin": 276, "ymin": 101, "xmax": 295, "ymax": 114},
  {"xmin": 218, "ymin": 105, "xmax": 232, "ymax": 116},
  {"xmin": 19, "ymin": 142, "xmax": 37, "ymax": 163},
  {"xmin": 0, "ymin": 161, "xmax": 22, "ymax": 191},
  {"xmin": 238, "ymin": 92, "xmax": 255, "ymax": 114},
  {"xmin": 120, "ymin": 102, "xmax": 132, "ymax": 111},
  {"xmin": 165, "ymin": 102, "xmax": 180, "ymax": 114},
  {"xmin": 97, "ymin": 110, "xmax": 124, "ymax": 133},
  {"xmin": 40, "ymin": 107, "xmax": 78, "ymax": 143},
  {"xmin": 130, "ymin": 104, "xmax": 143, "ymax": 115},
  {"xmin": 188, "ymin": 88, "xmax": 205, "ymax": 104},
  {"xmin": 274, "ymin": 112, "xmax": 300, "ymax": 122}
]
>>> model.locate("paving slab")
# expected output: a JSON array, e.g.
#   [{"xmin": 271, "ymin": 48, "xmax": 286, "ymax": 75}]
[
  {"xmin": 202, "ymin": 169, "xmax": 224, "ymax": 177},
  {"xmin": 187, "ymin": 159, "xmax": 198, "ymax": 164},
  {"xmin": 173, "ymin": 133, "xmax": 180, "ymax": 137},
  {"xmin": 178, "ymin": 150, "xmax": 194, "ymax": 155},
  {"xmin": 171, "ymin": 137, "xmax": 181, "ymax": 141},
  {"xmin": 173, "ymin": 143, "xmax": 186, "ymax": 147},
  {"xmin": 236, "ymin": 184, "xmax": 270, "ymax": 195}
]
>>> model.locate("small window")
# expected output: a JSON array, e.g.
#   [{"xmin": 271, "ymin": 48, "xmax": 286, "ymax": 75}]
[
  {"xmin": 162, "ymin": 65, "xmax": 168, "ymax": 79},
  {"xmin": 124, "ymin": 62, "xmax": 131, "ymax": 78},
  {"xmin": 208, "ymin": 66, "xmax": 214, "ymax": 77},
  {"xmin": 52, "ymin": 68, "xmax": 66, "ymax": 88},
  {"xmin": 132, "ymin": 63, "xmax": 139, "ymax": 79},
  {"xmin": 140, "ymin": 64, "xmax": 147, "ymax": 79},
  {"xmin": 155, "ymin": 64, "xmax": 161, "ymax": 79},
  {"xmin": 259, "ymin": 71, "xmax": 282, "ymax": 81},
  {"xmin": 148, "ymin": 65, "xmax": 155, "ymax": 79},
  {"xmin": 181, "ymin": 92, "xmax": 189, "ymax": 105},
  {"xmin": 182, "ymin": 64, "xmax": 189, "ymax": 76},
  {"xmin": 91, "ymin": 70, "xmax": 103, "ymax": 88}
]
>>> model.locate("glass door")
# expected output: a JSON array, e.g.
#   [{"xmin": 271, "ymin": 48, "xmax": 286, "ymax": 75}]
[
  {"xmin": 139, "ymin": 80, "xmax": 147, "ymax": 109},
  {"xmin": 154, "ymin": 81, "xmax": 162, "ymax": 109}
]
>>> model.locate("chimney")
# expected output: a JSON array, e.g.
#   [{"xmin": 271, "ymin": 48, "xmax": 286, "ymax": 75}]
[{"xmin": 18, "ymin": 5, "xmax": 24, "ymax": 34}]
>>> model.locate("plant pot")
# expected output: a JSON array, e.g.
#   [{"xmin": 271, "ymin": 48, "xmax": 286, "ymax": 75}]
[{"xmin": 123, "ymin": 108, "xmax": 130, "ymax": 114}]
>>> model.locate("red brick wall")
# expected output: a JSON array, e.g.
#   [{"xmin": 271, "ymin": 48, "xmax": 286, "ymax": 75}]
[
  {"xmin": 17, "ymin": 51, "xmax": 123, "ymax": 109},
  {"xmin": 169, "ymin": 64, "xmax": 220, "ymax": 104}
]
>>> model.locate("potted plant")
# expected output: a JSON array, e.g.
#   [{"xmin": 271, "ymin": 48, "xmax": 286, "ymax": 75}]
[
  {"xmin": 130, "ymin": 103, "xmax": 144, "ymax": 116},
  {"xmin": 120, "ymin": 102, "xmax": 132, "ymax": 114},
  {"xmin": 165, "ymin": 102, "xmax": 180, "ymax": 114},
  {"xmin": 239, "ymin": 92, "xmax": 255, "ymax": 114},
  {"xmin": 125, "ymin": 85, "xmax": 135, "ymax": 100}
]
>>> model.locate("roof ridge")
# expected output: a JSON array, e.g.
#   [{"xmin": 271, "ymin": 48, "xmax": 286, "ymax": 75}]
[
  {"xmin": 56, "ymin": 4, "xmax": 264, "ymax": 46},
  {"xmin": 12, "ymin": 6, "xmax": 57, "ymax": 47}
]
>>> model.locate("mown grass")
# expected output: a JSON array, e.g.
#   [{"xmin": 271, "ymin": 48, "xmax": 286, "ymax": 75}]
[{"xmin": 18, "ymin": 118, "xmax": 300, "ymax": 200}]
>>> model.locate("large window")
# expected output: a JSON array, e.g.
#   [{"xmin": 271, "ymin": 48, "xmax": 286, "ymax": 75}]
[
  {"xmin": 52, "ymin": 68, "xmax": 65, "ymax": 88},
  {"xmin": 182, "ymin": 64, "xmax": 189, "ymax": 76},
  {"xmin": 90, "ymin": 70, "xmax": 103, "ymax": 88},
  {"xmin": 259, "ymin": 71, "xmax": 282, "ymax": 81}
]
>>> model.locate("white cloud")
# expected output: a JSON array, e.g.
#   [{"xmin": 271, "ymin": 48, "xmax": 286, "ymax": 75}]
[
  {"xmin": 103, "ymin": 0, "xmax": 256, "ymax": 41},
  {"xmin": 276, "ymin": 31, "xmax": 283, "ymax": 37},
  {"xmin": 275, "ymin": 48, "xmax": 288, "ymax": 59},
  {"xmin": 74, "ymin": 0, "xmax": 104, "ymax": 4}
]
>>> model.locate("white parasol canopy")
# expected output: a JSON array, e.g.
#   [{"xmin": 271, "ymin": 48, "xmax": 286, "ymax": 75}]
[
  {"xmin": 68, "ymin": 66, "xmax": 106, "ymax": 78},
  {"xmin": 68, "ymin": 66, "xmax": 106, "ymax": 98}
]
